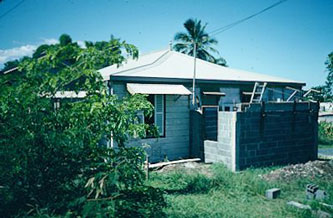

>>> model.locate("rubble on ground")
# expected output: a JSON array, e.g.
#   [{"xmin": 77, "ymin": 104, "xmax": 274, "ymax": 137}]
[{"xmin": 262, "ymin": 160, "xmax": 333, "ymax": 182}]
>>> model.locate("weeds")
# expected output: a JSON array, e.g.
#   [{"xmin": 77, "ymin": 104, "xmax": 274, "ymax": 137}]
[
  {"xmin": 148, "ymin": 163, "xmax": 333, "ymax": 218},
  {"xmin": 319, "ymin": 121, "xmax": 333, "ymax": 147}
]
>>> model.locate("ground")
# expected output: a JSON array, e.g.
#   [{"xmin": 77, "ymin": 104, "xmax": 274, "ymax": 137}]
[
  {"xmin": 318, "ymin": 148, "xmax": 333, "ymax": 159},
  {"xmin": 318, "ymin": 142, "xmax": 333, "ymax": 159},
  {"xmin": 147, "ymin": 161, "xmax": 333, "ymax": 218}
]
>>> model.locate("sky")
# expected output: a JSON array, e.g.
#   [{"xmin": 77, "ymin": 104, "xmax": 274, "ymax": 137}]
[{"xmin": 0, "ymin": 0, "xmax": 332, "ymax": 88}]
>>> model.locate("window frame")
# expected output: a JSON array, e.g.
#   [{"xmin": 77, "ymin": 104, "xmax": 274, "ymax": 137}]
[{"xmin": 137, "ymin": 94, "xmax": 166, "ymax": 138}]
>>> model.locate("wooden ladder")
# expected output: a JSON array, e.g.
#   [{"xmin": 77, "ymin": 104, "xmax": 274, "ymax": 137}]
[{"xmin": 250, "ymin": 82, "xmax": 267, "ymax": 103}]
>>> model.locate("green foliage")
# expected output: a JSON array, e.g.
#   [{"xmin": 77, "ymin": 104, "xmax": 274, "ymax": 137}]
[
  {"xmin": 0, "ymin": 34, "xmax": 165, "ymax": 217},
  {"xmin": 59, "ymin": 34, "xmax": 73, "ymax": 46},
  {"xmin": 150, "ymin": 171, "xmax": 212, "ymax": 194},
  {"xmin": 325, "ymin": 52, "xmax": 333, "ymax": 100},
  {"xmin": 173, "ymin": 18, "xmax": 228, "ymax": 67},
  {"xmin": 149, "ymin": 164, "xmax": 333, "ymax": 218},
  {"xmin": 319, "ymin": 121, "xmax": 333, "ymax": 145},
  {"xmin": 310, "ymin": 52, "xmax": 333, "ymax": 101}
]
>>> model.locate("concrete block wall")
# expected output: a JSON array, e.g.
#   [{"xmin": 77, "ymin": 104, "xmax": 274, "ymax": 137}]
[
  {"xmin": 204, "ymin": 112, "xmax": 237, "ymax": 170},
  {"xmin": 205, "ymin": 102, "xmax": 319, "ymax": 171},
  {"xmin": 237, "ymin": 102, "xmax": 318, "ymax": 170}
]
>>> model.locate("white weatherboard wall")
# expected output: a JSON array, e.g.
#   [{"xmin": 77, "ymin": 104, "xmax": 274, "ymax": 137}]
[{"xmin": 112, "ymin": 82, "xmax": 190, "ymax": 162}]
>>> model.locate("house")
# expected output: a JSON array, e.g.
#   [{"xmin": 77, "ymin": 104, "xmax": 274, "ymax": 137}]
[
  {"xmin": 99, "ymin": 48, "xmax": 317, "ymax": 168},
  {"xmin": 319, "ymin": 102, "xmax": 333, "ymax": 123}
]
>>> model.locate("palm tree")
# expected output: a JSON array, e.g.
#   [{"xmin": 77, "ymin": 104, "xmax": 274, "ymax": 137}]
[{"xmin": 173, "ymin": 18, "xmax": 227, "ymax": 66}]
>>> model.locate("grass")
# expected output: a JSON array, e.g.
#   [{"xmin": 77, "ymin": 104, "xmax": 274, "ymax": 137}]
[
  {"xmin": 147, "ymin": 164, "xmax": 333, "ymax": 218},
  {"xmin": 319, "ymin": 143, "xmax": 333, "ymax": 149},
  {"xmin": 318, "ymin": 122, "xmax": 333, "ymax": 149}
]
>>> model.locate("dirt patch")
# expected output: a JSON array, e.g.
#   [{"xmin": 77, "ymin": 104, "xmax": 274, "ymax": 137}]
[
  {"xmin": 263, "ymin": 160, "xmax": 333, "ymax": 182},
  {"xmin": 154, "ymin": 162, "xmax": 213, "ymax": 177}
]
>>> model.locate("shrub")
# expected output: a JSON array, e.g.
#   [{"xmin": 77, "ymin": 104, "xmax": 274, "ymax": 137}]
[
  {"xmin": 0, "ymin": 34, "xmax": 165, "ymax": 217},
  {"xmin": 319, "ymin": 121, "xmax": 333, "ymax": 145}
]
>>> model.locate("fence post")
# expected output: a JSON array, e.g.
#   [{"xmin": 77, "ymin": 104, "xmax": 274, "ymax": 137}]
[{"xmin": 145, "ymin": 155, "xmax": 149, "ymax": 180}]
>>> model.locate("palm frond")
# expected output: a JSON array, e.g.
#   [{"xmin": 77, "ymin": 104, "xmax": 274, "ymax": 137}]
[
  {"xmin": 174, "ymin": 32, "xmax": 191, "ymax": 42},
  {"xmin": 173, "ymin": 18, "xmax": 227, "ymax": 65}
]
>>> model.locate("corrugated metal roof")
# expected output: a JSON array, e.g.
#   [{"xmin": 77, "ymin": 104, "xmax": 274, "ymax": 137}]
[
  {"xmin": 99, "ymin": 49, "xmax": 305, "ymax": 85},
  {"xmin": 127, "ymin": 83, "xmax": 191, "ymax": 95}
]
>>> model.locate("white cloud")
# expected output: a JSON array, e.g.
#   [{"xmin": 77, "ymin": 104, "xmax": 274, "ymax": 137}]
[
  {"xmin": 77, "ymin": 40, "xmax": 86, "ymax": 48},
  {"xmin": 0, "ymin": 38, "xmax": 86, "ymax": 66},
  {"xmin": 42, "ymin": 38, "xmax": 58, "ymax": 45},
  {"xmin": 0, "ymin": 44, "xmax": 37, "ymax": 64},
  {"xmin": 0, "ymin": 38, "xmax": 59, "ymax": 65},
  {"xmin": 0, "ymin": 38, "xmax": 86, "ymax": 65}
]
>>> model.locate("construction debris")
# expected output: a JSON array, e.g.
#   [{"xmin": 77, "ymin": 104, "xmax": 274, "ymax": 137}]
[
  {"xmin": 265, "ymin": 188, "xmax": 281, "ymax": 199},
  {"xmin": 148, "ymin": 158, "xmax": 201, "ymax": 169},
  {"xmin": 306, "ymin": 184, "xmax": 319, "ymax": 199},
  {"xmin": 263, "ymin": 160, "xmax": 333, "ymax": 182},
  {"xmin": 320, "ymin": 202, "xmax": 333, "ymax": 210},
  {"xmin": 315, "ymin": 190, "xmax": 329, "ymax": 200},
  {"xmin": 287, "ymin": 201, "xmax": 332, "ymax": 217},
  {"xmin": 287, "ymin": 201, "xmax": 311, "ymax": 210},
  {"xmin": 306, "ymin": 184, "xmax": 328, "ymax": 200},
  {"xmin": 313, "ymin": 210, "xmax": 332, "ymax": 218}
]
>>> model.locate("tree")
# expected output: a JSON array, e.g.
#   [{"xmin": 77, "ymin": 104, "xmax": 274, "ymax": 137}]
[
  {"xmin": 59, "ymin": 33, "xmax": 72, "ymax": 46},
  {"xmin": 324, "ymin": 52, "xmax": 333, "ymax": 100},
  {"xmin": 0, "ymin": 34, "xmax": 165, "ymax": 217},
  {"xmin": 173, "ymin": 18, "xmax": 227, "ymax": 67},
  {"xmin": 310, "ymin": 52, "xmax": 333, "ymax": 102}
]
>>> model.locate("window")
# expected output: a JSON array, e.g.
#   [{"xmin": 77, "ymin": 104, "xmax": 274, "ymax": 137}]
[
  {"xmin": 268, "ymin": 89, "xmax": 274, "ymax": 101},
  {"xmin": 140, "ymin": 94, "xmax": 165, "ymax": 137}
]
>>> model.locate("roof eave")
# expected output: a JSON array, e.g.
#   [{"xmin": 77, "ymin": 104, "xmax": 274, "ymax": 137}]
[{"xmin": 109, "ymin": 75, "xmax": 306, "ymax": 87}]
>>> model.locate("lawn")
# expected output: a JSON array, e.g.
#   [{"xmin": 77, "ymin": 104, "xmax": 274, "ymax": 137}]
[
  {"xmin": 147, "ymin": 163, "xmax": 333, "ymax": 218},
  {"xmin": 319, "ymin": 143, "xmax": 333, "ymax": 149}
]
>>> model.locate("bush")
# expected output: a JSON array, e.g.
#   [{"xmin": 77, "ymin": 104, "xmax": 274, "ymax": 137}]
[
  {"xmin": 319, "ymin": 121, "xmax": 333, "ymax": 145},
  {"xmin": 0, "ymin": 34, "xmax": 165, "ymax": 217}
]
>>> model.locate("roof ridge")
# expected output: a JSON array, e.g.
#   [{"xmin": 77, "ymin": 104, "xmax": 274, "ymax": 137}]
[
  {"xmin": 138, "ymin": 47, "xmax": 169, "ymax": 57},
  {"xmin": 111, "ymin": 49, "xmax": 170, "ymax": 76},
  {"xmin": 170, "ymin": 50, "xmax": 302, "ymax": 83}
]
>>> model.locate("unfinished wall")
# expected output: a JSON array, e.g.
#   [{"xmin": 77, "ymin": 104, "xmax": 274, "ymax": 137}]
[
  {"xmin": 205, "ymin": 102, "xmax": 319, "ymax": 171},
  {"xmin": 204, "ymin": 112, "xmax": 237, "ymax": 170}
]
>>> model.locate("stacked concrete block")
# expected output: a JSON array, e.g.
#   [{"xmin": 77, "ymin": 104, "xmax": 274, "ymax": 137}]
[
  {"xmin": 204, "ymin": 112, "xmax": 236, "ymax": 170},
  {"xmin": 205, "ymin": 102, "xmax": 319, "ymax": 171},
  {"xmin": 237, "ymin": 102, "xmax": 318, "ymax": 170}
]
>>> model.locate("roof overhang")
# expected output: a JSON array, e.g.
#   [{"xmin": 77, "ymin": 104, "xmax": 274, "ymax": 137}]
[
  {"xmin": 126, "ymin": 83, "xmax": 191, "ymax": 95},
  {"xmin": 111, "ymin": 76, "xmax": 306, "ymax": 87}
]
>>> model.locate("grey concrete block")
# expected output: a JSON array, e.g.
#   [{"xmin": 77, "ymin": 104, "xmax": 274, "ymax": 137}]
[
  {"xmin": 287, "ymin": 201, "xmax": 311, "ymax": 210},
  {"xmin": 265, "ymin": 188, "xmax": 281, "ymax": 199},
  {"xmin": 315, "ymin": 190, "xmax": 328, "ymax": 200}
]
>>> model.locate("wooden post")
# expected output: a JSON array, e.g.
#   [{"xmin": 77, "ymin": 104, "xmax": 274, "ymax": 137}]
[
  {"xmin": 192, "ymin": 40, "xmax": 197, "ymax": 107},
  {"xmin": 145, "ymin": 155, "xmax": 149, "ymax": 180}
]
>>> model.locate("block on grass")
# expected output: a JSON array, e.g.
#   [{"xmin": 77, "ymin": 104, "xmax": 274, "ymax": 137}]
[
  {"xmin": 265, "ymin": 188, "xmax": 281, "ymax": 199},
  {"xmin": 306, "ymin": 184, "xmax": 319, "ymax": 199},
  {"xmin": 287, "ymin": 201, "xmax": 311, "ymax": 210},
  {"xmin": 315, "ymin": 190, "xmax": 328, "ymax": 200}
]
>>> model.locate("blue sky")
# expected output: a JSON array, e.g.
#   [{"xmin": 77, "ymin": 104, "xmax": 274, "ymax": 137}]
[{"xmin": 0, "ymin": 0, "xmax": 332, "ymax": 88}]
